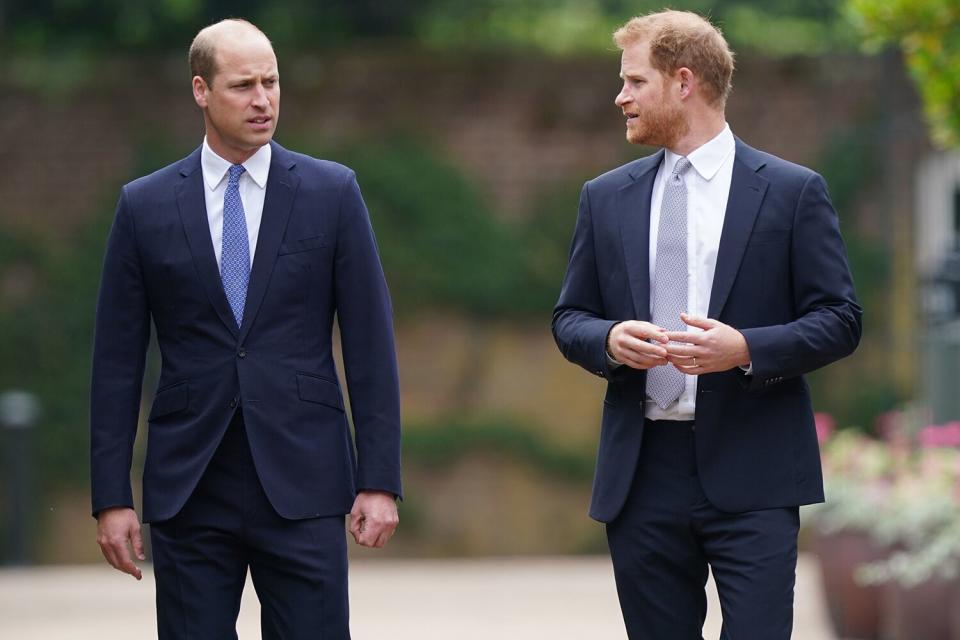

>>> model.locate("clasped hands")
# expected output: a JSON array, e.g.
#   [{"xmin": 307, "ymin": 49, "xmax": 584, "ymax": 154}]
[{"xmin": 607, "ymin": 313, "xmax": 750, "ymax": 374}]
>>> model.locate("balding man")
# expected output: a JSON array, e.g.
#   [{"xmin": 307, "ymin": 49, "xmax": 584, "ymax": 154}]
[{"xmin": 90, "ymin": 19, "xmax": 401, "ymax": 639}]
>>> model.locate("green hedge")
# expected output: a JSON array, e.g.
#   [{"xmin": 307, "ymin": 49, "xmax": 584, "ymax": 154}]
[{"xmin": 307, "ymin": 136, "xmax": 573, "ymax": 318}]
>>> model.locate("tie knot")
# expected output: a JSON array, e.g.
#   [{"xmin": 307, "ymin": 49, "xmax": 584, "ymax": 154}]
[
  {"xmin": 671, "ymin": 157, "xmax": 692, "ymax": 179},
  {"xmin": 228, "ymin": 164, "xmax": 246, "ymax": 185}
]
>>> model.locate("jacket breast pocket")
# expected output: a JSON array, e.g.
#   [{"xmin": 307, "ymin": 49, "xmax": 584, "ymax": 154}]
[
  {"xmin": 296, "ymin": 372, "xmax": 344, "ymax": 412},
  {"xmin": 279, "ymin": 234, "xmax": 327, "ymax": 255},
  {"xmin": 149, "ymin": 381, "xmax": 189, "ymax": 420}
]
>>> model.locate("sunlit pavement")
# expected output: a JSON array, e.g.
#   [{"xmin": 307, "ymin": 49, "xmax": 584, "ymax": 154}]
[{"xmin": 0, "ymin": 554, "xmax": 834, "ymax": 639}]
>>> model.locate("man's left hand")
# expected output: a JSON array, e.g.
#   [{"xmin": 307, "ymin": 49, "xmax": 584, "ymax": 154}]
[
  {"xmin": 663, "ymin": 313, "xmax": 751, "ymax": 375},
  {"xmin": 349, "ymin": 490, "xmax": 399, "ymax": 549}
]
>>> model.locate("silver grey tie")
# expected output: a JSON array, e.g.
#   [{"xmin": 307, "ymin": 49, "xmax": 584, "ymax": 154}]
[{"xmin": 647, "ymin": 157, "xmax": 692, "ymax": 410}]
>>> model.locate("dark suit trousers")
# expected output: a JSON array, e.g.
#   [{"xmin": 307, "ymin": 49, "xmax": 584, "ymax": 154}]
[
  {"xmin": 606, "ymin": 419, "xmax": 799, "ymax": 640},
  {"xmin": 150, "ymin": 412, "xmax": 350, "ymax": 640}
]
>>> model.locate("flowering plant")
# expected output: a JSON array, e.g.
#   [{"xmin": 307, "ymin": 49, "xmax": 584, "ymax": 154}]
[
  {"xmin": 805, "ymin": 412, "xmax": 960, "ymax": 587},
  {"xmin": 856, "ymin": 422, "xmax": 960, "ymax": 587},
  {"xmin": 803, "ymin": 416, "xmax": 893, "ymax": 536}
]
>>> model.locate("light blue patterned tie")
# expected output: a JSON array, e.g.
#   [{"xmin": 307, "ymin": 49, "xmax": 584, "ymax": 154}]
[
  {"xmin": 647, "ymin": 157, "xmax": 692, "ymax": 409},
  {"xmin": 221, "ymin": 164, "xmax": 250, "ymax": 328}
]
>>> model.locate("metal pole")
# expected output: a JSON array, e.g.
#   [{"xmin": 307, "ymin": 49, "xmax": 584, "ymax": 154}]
[{"xmin": 0, "ymin": 390, "xmax": 40, "ymax": 566}]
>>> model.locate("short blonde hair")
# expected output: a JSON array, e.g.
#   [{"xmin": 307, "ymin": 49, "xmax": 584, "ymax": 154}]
[{"xmin": 613, "ymin": 10, "xmax": 734, "ymax": 107}]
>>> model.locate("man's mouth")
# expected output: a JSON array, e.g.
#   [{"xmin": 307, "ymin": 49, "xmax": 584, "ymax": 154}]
[{"xmin": 248, "ymin": 116, "xmax": 273, "ymax": 130}]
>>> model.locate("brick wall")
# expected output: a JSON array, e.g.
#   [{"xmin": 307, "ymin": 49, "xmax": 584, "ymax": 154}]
[{"xmin": 0, "ymin": 49, "xmax": 927, "ymax": 238}]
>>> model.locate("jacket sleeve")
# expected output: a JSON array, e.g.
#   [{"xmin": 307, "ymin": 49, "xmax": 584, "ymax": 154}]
[
  {"xmin": 333, "ymin": 171, "xmax": 403, "ymax": 499},
  {"xmin": 740, "ymin": 172, "xmax": 863, "ymax": 390},
  {"xmin": 89, "ymin": 186, "xmax": 151, "ymax": 517},
  {"xmin": 552, "ymin": 182, "xmax": 624, "ymax": 381}
]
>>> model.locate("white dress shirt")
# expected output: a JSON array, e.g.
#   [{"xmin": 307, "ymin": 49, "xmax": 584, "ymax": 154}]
[
  {"xmin": 200, "ymin": 138, "xmax": 271, "ymax": 271},
  {"xmin": 645, "ymin": 124, "xmax": 736, "ymax": 420}
]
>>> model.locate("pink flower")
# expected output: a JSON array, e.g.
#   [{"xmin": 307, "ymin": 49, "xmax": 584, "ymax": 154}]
[
  {"xmin": 919, "ymin": 422, "xmax": 960, "ymax": 448},
  {"xmin": 815, "ymin": 412, "xmax": 835, "ymax": 445},
  {"xmin": 876, "ymin": 410, "xmax": 907, "ymax": 443}
]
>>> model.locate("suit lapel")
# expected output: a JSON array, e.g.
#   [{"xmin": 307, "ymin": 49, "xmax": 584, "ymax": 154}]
[
  {"xmin": 707, "ymin": 140, "xmax": 769, "ymax": 319},
  {"xmin": 618, "ymin": 151, "xmax": 663, "ymax": 321},
  {"xmin": 175, "ymin": 149, "xmax": 240, "ymax": 339},
  {"xmin": 238, "ymin": 142, "xmax": 300, "ymax": 342}
]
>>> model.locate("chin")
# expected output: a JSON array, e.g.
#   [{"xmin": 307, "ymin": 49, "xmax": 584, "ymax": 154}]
[
  {"xmin": 628, "ymin": 127, "xmax": 675, "ymax": 148},
  {"xmin": 247, "ymin": 132, "xmax": 275, "ymax": 148},
  {"xmin": 626, "ymin": 130, "xmax": 653, "ymax": 146}
]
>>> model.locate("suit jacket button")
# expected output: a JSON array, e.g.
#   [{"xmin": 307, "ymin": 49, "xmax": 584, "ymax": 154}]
[
  {"xmin": 229, "ymin": 397, "xmax": 238, "ymax": 409},
  {"xmin": 237, "ymin": 348, "xmax": 246, "ymax": 358}
]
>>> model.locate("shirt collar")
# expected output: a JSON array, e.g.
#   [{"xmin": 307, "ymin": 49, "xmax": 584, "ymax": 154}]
[
  {"xmin": 663, "ymin": 123, "xmax": 735, "ymax": 181},
  {"xmin": 200, "ymin": 137, "xmax": 272, "ymax": 190}
]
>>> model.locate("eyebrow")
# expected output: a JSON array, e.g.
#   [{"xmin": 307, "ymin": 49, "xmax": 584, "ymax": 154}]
[{"xmin": 230, "ymin": 73, "xmax": 279, "ymax": 83}]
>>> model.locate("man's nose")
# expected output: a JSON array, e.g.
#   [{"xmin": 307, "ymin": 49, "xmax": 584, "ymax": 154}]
[{"xmin": 251, "ymin": 83, "xmax": 269, "ymax": 107}]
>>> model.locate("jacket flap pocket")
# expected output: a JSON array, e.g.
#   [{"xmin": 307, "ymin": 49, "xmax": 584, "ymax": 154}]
[
  {"xmin": 296, "ymin": 373, "xmax": 344, "ymax": 411},
  {"xmin": 149, "ymin": 382, "xmax": 189, "ymax": 420},
  {"xmin": 279, "ymin": 234, "xmax": 327, "ymax": 255}
]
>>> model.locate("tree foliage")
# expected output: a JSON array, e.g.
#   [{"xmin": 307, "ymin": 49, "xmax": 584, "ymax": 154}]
[
  {"xmin": 419, "ymin": 0, "xmax": 853, "ymax": 56},
  {"xmin": 3, "ymin": 0, "xmax": 852, "ymax": 57},
  {"xmin": 847, "ymin": 0, "xmax": 960, "ymax": 147}
]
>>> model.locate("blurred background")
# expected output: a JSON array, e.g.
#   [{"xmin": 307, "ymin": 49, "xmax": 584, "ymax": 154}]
[{"xmin": 0, "ymin": 0, "xmax": 958, "ymax": 637}]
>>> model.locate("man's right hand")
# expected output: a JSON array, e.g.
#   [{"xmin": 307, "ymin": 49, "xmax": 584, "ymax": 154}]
[
  {"xmin": 96, "ymin": 507, "xmax": 145, "ymax": 580},
  {"xmin": 607, "ymin": 320, "xmax": 670, "ymax": 370}
]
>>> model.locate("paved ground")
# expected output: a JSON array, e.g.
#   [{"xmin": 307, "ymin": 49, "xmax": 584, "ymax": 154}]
[{"xmin": 0, "ymin": 554, "xmax": 835, "ymax": 639}]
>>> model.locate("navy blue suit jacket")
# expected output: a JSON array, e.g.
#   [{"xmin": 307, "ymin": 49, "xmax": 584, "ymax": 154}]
[
  {"xmin": 91, "ymin": 141, "xmax": 402, "ymax": 523},
  {"xmin": 552, "ymin": 139, "xmax": 861, "ymax": 523}
]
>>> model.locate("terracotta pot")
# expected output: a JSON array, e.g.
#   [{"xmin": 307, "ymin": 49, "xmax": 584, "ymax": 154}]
[
  {"xmin": 945, "ymin": 578, "xmax": 960, "ymax": 640},
  {"xmin": 884, "ymin": 578, "xmax": 953, "ymax": 640},
  {"xmin": 813, "ymin": 529, "xmax": 885, "ymax": 639}
]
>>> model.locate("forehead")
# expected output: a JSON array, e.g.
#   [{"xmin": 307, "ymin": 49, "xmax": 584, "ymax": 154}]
[
  {"xmin": 619, "ymin": 40, "xmax": 653, "ymax": 75},
  {"xmin": 214, "ymin": 35, "xmax": 278, "ymax": 76}
]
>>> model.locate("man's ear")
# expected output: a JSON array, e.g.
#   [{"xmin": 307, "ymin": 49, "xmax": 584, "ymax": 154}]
[
  {"xmin": 192, "ymin": 76, "xmax": 208, "ymax": 108},
  {"xmin": 677, "ymin": 67, "xmax": 694, "ymax": 99}
]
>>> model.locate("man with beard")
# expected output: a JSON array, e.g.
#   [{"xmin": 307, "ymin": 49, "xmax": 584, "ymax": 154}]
[
  {"xmin": 90, "ymin": 19, "xmax": 400, "ymax": 639},
  {"xmin": 552, "ymin": 10, "xmax": 861, "ymax": 639}
]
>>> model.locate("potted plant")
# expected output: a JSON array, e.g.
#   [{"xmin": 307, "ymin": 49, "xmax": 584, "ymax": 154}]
[
  {"xmin": 855, "ymin": 425, "xmax": 960, "ymax": 640},
  {"xmin": 805, "ymin": 423, "xmax": 894, "ymax": 640}
]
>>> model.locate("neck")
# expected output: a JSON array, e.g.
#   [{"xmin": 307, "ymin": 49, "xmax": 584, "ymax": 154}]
[
  {"xmin": 668, "ymin": 109, "xmax": 726, "ymax": 157},
  {"xmin": 205, "ymin": 132, "xmax": 263, "ymax": 165}
]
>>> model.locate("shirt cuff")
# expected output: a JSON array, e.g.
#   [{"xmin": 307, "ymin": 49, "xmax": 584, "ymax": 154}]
[
  {"xmin": 607, "ymin": 352, "xmax": 624, "ymax": 369},
  {"xmin": 605, "ymin": 322, "xmax": 624, "ymax": 368}
]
